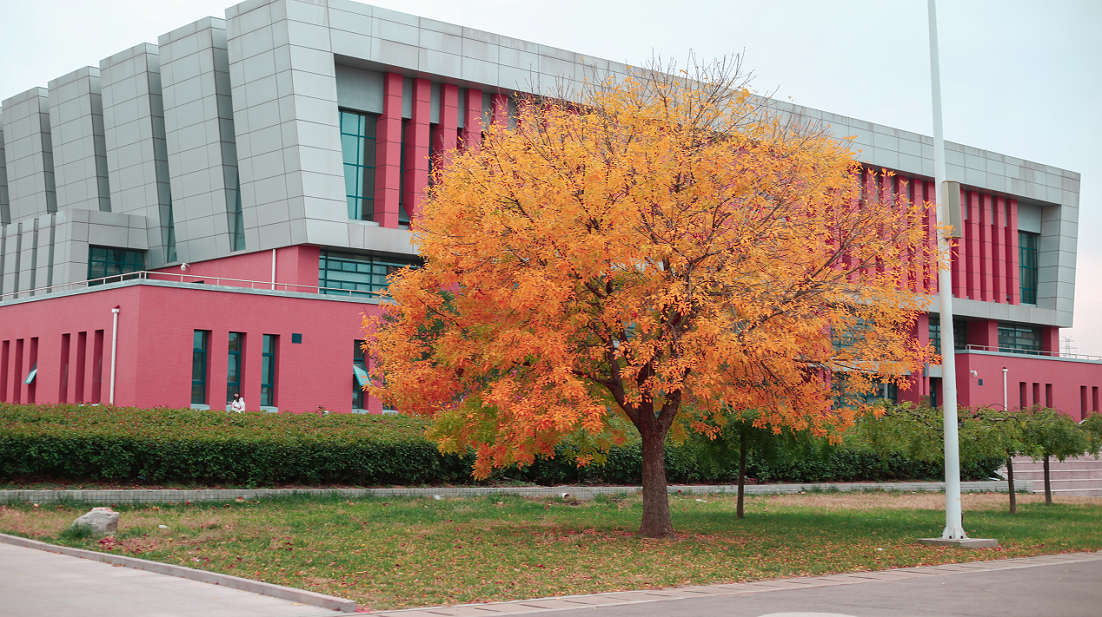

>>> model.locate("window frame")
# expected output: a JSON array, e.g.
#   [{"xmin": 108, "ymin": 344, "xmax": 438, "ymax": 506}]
[
  {"xmin": 260, "ymin": 334, "xmax": 277, "ymax": 407},
  {"xmin": 191, "ymin": 330, "xmax": 210, "ymax": 405},
  {"xmin": 1019, "ymin": 230, "xmax": 1039, "ymax": 305},
  {"xmin": 340, "ymin": 109, "xmax": 378, "ymax": 222}
]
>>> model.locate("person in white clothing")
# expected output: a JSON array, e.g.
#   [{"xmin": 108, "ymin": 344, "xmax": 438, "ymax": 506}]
[{"xmin": 230, "ymin": 393, "xmax": 245, "ymax": 413}]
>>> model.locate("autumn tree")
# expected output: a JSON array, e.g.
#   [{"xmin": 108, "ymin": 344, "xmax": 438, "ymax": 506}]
[
  {"xmin": 1019, "ymin": 406, "xmax": 1090, "ymax": 505},
  {"xmin": 365, "ymin": 57, "xmax": 935, "ymax": 537}
]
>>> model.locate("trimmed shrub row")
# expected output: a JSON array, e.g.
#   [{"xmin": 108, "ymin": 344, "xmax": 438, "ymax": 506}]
[{"xmin": 0, "ymin": 404, "xmax": 1000, "ymax": 486}]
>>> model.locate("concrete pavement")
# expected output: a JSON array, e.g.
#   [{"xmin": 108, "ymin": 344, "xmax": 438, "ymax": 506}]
[
  {"xmin": 1, "ymin": 532, "xmax": 1099, "ymax": 616},
  {"xmin": 0, "ymin": 539, "xmax": 346, "ymax": 616},
  {"xmin": 376, "ymin": 552, "xmax": 1102, "ymax": 617}
]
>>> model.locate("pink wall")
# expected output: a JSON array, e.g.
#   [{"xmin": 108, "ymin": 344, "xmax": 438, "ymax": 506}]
[
  {"xmin": 151, "ymin": 246, "xmax": 321, "ymax": 291},
  {"xmin": 956, "ymin": 351, "xmax": 1102, "ymax": 420},
  {"xmin": 0, "ymin": 282, "xmax": 386, "ymax": 414}
]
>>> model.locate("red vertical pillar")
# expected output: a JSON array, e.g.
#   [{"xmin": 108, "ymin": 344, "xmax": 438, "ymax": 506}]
[
  {"xmin": 374, "ymin": 73, "xmax": 403, "ymax": 228},
  {"xmin": 1042, "ymin": 326, "xmax": 1060, "ymax": 357},
  {"xmin": 432, "ymin": 84, "xmax": 459, "ymax": 170},
  {"xmin": 924, "ymin": 180, "xmax": 937, "ymax": 294},
  {"xmin": 992, "ymin": 196, "xmax": 1006, "ymax": 303},
  {"xmin": 951, "ymin": 185, "xmax": 965, "ymax": 299},
  {"xmin": 1007, "ymin": 198, "xmax": 1020, "ymax": 305},
  {"xmin": 965, "ymin": 190, "xmax": 980, "ymax": 300},
  {"xmin": 881, "ymin": 175, "xmax": 895, "ymax": 284},
  {"xmin": 404, "ymin": 78, "xmax": 432, "ymax": 223},
  {"xmin": 980, "ymin": 193, "xmax": 993, "ymax": 302},
  {"xmin": 462, "ymin": 88, "xmax": 483, "ymax": 153}
]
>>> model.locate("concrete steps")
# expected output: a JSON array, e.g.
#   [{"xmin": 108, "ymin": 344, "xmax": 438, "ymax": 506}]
[{"xmin": 999, "ymin": 455, "xmax": 1102, "ymax": 497}]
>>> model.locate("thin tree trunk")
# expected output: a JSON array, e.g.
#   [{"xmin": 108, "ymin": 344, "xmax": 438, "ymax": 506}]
[
  {"xmin": 1043, "ymin": 455, "xmax": 1052, "ymax": 505},
  {"xmin": 638, "ymin": 422, "xmax": 675, "ymax": 538},
  {"xmin": 1006, "ymin": 456, "xmax": 1016, "ymax": 514},
  {"xmin": 736, "ymin": 431, "xmax": 747, "ymax": 519}
]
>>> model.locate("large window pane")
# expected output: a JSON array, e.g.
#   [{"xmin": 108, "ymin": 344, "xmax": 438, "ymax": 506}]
[
  {"xmin": 340, "ymin": 110, "xmax": 378, "ymax": 221},
  {"xmin": 191, "ymin": 330, "xmax": 209, "ymax": 405},
  {"xmin": 319, "ymin": 250, "xmax": 422, "ymax": 296},
  {"xmin": 88, "ymin": 246, "xmax": 146, "ymax": 285},
  {"xmin": 1019, "ymin": 231, "xmax": 1039, "ymax": 304}
]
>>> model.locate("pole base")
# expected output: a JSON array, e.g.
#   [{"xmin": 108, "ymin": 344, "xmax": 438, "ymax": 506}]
[{"xmin": 918, "ymin": 537, "xmax": 999, "ymax": 549}]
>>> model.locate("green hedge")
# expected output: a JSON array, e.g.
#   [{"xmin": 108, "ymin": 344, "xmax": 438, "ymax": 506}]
[{"xmin": 0, "ymin": 404, "xmax": 1000, "ymax": 486}]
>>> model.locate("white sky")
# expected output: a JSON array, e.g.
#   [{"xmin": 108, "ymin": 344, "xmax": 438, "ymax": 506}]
[{"xmin": 3, "ymin": 0, "xmax": 1100, "ymax": 353}]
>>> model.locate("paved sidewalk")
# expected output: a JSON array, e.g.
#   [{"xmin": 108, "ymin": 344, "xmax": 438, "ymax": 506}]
[
  {"xmin": 0, "ymin": 540, "xmax": 348, "ymax": 616},
  {"xmin": 376, "ymin": 551, "xmax": 1102, "ymax": 617}
]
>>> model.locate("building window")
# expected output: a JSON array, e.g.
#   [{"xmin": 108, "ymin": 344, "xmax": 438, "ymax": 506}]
[
  {"xmin": 353, "ymin": 340, "xmax": 368, "ymax": 411},
  {"xmin": 319, "ymin": 250, "xmax": 421, "ymax": 296},
  {"xmin": 88, "ymin": 246, "xmax": 146, "ymax": 284},
  {"xmin": 227, "ymin": 332, "xmax": 243, "ymax": 404},
  {"xmin": 231, "ymin": 175, "xmax": 245, "ymax": 251},
  {"xmin": 998, "ymin": 322, "xmax": 1041, "ymax": 355},
  {"xmin": 928, "ymin": 316, "xmax": 967, "ymax": 355},
  {"xmin": 340, "ymin": 110, "xmax": 377, "ymax": 221},
  {"xmin": 399, "ymin": 119, "xmax": 411, "ymax": 226},
  {"xmin": 192, "ymin": 330, "xmax": 210, "ymax": 405},
  {"xmin": 1019, "ymin": 231, "xmax": 1039, "ymax": 304},
  {"xmin": 261, "ymin": 334, "xmax": 277, "ymax": 407}
]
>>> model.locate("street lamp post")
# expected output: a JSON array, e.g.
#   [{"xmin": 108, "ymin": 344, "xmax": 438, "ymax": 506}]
[{"xmin": 921, "ymin": 0, "xmax": 997, "ymax": 548}]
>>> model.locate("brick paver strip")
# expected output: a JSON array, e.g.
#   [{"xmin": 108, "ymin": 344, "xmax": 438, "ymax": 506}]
[
  {"xmin": 0, "ymin": 533, "xmax": 357, "ymax": 613},
  {"xmin": 0, "ymin": 480, "xmax": 1024, "ymax": 505}
]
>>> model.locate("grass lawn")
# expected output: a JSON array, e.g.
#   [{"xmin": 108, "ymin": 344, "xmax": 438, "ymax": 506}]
[{"xmin": 2, "ymin": 491, "xmax": 1100, "ymax": 611}]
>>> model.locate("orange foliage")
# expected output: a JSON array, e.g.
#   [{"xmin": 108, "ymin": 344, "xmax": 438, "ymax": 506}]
[{"xmin": 364, "ymin": 59, "xmax": 937, "ymax": 533}]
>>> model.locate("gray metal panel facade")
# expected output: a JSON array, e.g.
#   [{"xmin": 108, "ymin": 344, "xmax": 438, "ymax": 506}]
[
  {"xmin": 160, "ymin": 16, "xmax": 242, "ymax": 263},
  {"xmin": 99, "ymin": 43, "xmax": 177, "ymax": 267},
  {"xmin": 1, "ymin": 88, "xmax": 57, "ymax": 222},
  {"xmin": 47, "ymin": 67, "xmax": 112, "ymax": 214}
]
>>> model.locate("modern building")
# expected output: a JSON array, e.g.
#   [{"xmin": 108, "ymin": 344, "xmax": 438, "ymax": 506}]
[{"xmin": 0, "ymin": 0, "xmax": 1094, "ymax": 416}]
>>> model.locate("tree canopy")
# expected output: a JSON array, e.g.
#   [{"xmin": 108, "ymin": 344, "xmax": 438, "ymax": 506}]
[{"xmin": 365, "ymin": 58, "xmax": 936, "ymax": 537}]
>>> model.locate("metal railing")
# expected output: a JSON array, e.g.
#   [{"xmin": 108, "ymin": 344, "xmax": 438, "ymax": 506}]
[
  {"xmin": 0, "ymin": 270, "xmax": 383, "ymax": 303},
  {"xmin": 962, "ymin": 344, "xmax": 1102, "ymax": 362}
]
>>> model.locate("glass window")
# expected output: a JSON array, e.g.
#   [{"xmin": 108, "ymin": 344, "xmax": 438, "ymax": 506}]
[
  {"xmin": 227, "ymin": 332, "xmax": 243, "ymax": 404},
  {"xmin": 998, "ymin": 323, "xmax": 1041, "ymax": 355},
  {"xmin": 261, "ymin": 334, "xmax": 277, "ymax": 407},
  {"xmin": 231, "ymin": 175, "xmax": 245, "ymax": 251},
  {"xmin": 353, "ymin": 340, "xmax": 367, "ymax": 410},
  {"xmin": 88, "ymin": 246, "xmax": 146, "ymax": 284},
  {"xmin": 192, "ymin": 331, "xmax": 209, "ymax": 405},
  {"xmin": 319, "ymin": 250, "xmax": 422, "ymax": 297},
  {"xmin": 1019, "ymin": 231, "xmax": 1039, "ymax": 304},
  {"xmin": 928, "ymin": 316, "xmax": 967, "ymax": 355},
  {"xmin": 399, "ymin": 119, "xmax": 411, "ymax": 225},
  {"xmin": 340, "ymin": 110, "xmax": 378, "ymax": 221}
]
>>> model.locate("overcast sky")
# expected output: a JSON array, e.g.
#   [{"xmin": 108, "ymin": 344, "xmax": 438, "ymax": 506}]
[{"xmin": 2, "ymin": 0, "xmax": 1099, "ymax": 353}]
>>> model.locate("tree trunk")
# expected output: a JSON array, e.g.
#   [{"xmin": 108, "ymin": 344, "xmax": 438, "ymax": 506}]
[
  {"xmin": 638, "ymin": 422, "xmax": 675, "ymax": 538},
  {"xmin": 1043, "ymin": 455, "xmax": 1052, "ymax": 505},
  {"xmin": 736, "ymin": 431, "xmax": 747, "ymax": 519},
  {"xmin": 1006, "ymin": 456, "xmax": 1016, "ymax": 514}
]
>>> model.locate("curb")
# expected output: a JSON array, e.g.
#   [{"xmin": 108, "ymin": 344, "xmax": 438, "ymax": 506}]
[
  {"xmin": 0, "ymin": 480, "xmax": 1028, "ymax": 505},
  {"xmin": 0, "ymin": 533, "xmax": 357, "ymax": 613}
]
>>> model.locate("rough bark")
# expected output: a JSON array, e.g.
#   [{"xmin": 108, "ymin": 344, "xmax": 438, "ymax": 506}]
[
  {"xmin": 1043, "ymin": 455, "xmax": 1052, "ymax": 505},
  {"xmin": 736, "ymin": 431, "xmax": 747, "ymax": 519},
  {"xmin": 1006, "ymin": 456, "xmax": 1016, "ymax": 514},
  {"xmin": 638, "ymin": 421, "xmax": 675, "ymax": 538}
]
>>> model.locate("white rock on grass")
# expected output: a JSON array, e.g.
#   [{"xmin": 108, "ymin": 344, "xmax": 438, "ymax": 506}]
[{"xmin": 73, "ymin": 507, "xmax": 119, "ymax": 537}]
